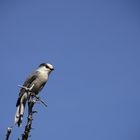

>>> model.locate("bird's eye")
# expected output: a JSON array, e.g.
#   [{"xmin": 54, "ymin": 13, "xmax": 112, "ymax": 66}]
[{"xmin": 45, "ymin": 65, "xmax": 49, "ymax": 68}]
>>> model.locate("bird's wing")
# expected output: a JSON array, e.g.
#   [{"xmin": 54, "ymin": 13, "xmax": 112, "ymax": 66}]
[
  {"xmin": 38, "ymin": 81, "xmax": 47, "ymax": 92},
  {"xmin": 16, "ymin": 71, "xmax": 40, "ymax": 106},
  {"xmin": 21, "ymin": 71, "xmax": 40, "ymax": 92}
]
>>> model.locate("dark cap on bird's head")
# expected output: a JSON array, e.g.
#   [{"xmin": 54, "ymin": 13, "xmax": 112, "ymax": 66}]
[{"xmin": 39, "ymin": 63, "xmax": 54, "ymax": 71}]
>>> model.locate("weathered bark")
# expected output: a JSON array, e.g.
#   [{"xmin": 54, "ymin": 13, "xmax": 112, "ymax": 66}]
[{"xmin": 22, "ymin": 100, "xmax": 36, "ymax": 140}]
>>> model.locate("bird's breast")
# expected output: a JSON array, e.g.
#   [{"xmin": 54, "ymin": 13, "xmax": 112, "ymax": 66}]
[{"xmin": 31, "ymin": 72, "xmax": 48, "ymax": 93}]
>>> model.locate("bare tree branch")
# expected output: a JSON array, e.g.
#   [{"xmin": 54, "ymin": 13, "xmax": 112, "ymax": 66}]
[
  {"xmin": 21, "ymin": 99, "xmax": 36, "ymax": 140},
  {"xmin": 5, "ymin": 127, "xmax": 12, "ymax": 140}
]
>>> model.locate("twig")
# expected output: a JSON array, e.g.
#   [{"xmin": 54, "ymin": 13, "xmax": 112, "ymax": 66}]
[
  {"xmin": 18, "ymin": 85, "xmax": 34, "ymax": 92},
  {"xmin": 5, "ymin": 127, "xmax": 12, "ymax": 140},
  {"xmin": 21, "ymin": 100, "xmax": 36, "ymax": 140},
  {"xmin": 31, "ymin": 93, "xmax": 47, "ymax": 108}
]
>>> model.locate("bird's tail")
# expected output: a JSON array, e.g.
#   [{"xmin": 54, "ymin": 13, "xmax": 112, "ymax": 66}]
[{"xmin": 15, "ymin": 92, "xmax": 28, "ymax": 127}]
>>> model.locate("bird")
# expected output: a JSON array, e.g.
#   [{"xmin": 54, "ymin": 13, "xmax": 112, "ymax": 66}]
[{"xmin": 15, "ymin": 63, "xmax": 54, "ymax": 127}]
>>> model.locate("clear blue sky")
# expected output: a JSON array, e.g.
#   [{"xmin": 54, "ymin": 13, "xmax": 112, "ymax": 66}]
[{"xmin": 1, "ymin": 0, "xmax": 140, "ymax": 140}]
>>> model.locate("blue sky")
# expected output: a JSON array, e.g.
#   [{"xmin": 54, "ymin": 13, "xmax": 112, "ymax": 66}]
[{"xmin": 1, "ymin": 0, "xmax": 140, "ymax": 140}]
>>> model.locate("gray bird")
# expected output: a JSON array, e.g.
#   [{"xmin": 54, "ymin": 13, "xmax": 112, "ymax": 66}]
[{"xmin": 15, "ymin": 63, "xmax": 54, "ymax": 127}]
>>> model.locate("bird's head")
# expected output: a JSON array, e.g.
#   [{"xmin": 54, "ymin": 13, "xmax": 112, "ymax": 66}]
[{"xmin": 39, "ymin": 63, "xmax": 54, "ymax": 72}]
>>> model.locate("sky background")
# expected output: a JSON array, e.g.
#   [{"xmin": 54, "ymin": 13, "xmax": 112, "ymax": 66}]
[{"xmin": 0, "ymin": 0, "xmax": 140, "ymax": 140}]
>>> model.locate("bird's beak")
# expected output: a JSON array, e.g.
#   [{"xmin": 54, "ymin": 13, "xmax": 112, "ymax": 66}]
[{"xmin": 51, "ymin": 68, "xmax": 54, "ymax": 71}]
